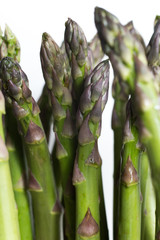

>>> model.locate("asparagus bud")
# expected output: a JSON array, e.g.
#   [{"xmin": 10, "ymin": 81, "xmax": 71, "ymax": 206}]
[{"xmin": 65, "ymin": 18, "xmax": 92, "ymax": 106}]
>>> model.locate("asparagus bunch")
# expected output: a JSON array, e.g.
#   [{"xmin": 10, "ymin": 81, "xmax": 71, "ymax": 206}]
[{"xmin": 2, "ymin": 8, "xmax": 160, "ymax": 240}]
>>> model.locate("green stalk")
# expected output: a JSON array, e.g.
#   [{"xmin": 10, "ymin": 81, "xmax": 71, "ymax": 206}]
[
  {"xmin": 40, "ymin": 33, "xmax": 76, "ymax": 240},
  {"xmin": 111, "ymin": 22, "xmax": 145, "ymax": 240},
  {"xmin": 0, "ymin": 57, "xmax": 62, "ymax": 240},
  {"xmin": 6, "ymin": 107, "xmax": 33, "ymax": 240},
  {"xmin": 0, "ymin": 90, "xmax": 21, "ymax": 240},
  {"xmin": 138, "ymin": 18, "xmax": 159, "ymax": 240},
  {"xmin": 6, "ymin": 132, "xmax": 33, "ymax": 240},
  {"xmin": 140, "ymin": 151, "xmax": 156, "ymax": 240},
  {"xmin": 2, "ymin": 25, "xmax": 33, "ymax": 240},
  {"xmin": 73, "ymin": 60, "xmax": 109, "ymax": 240},
  {"xmin": 118, "ymin": 100, "xmax": 141, "ymax": 240},
  {"xmin": 112, "ymin": 75, "xmax": 128, "ymax": 240}
]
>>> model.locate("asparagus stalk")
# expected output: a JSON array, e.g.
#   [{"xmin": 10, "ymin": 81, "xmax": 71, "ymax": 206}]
[
  {"xmin": 94, "ymin": 7, "xmax": 160, "ymax": 238},
  {"xmin": 95, "ymin": 10, "xmax": 145, "ymax": 239},
  {"xmin": 134, "ymin": 56, "xmax": 160, "ymax": 239},
  {"xmin": 64, "ymin": 18, "xmax": 92, "ymax": 106},
  {"xmin": 0, "ymin": 57, "xmax": 62, "ymax": 240},
  {"xmin": 94, "ymin": 9, "xmax": 145, "ymax": 239},
  {"xmin": 118, "ymin": 100, "xmax": 141, "ymax": 240},
  {"xmin": 111, "ymin": 20, "xmax": 145, "ymax": 240},
  {"xmin": 0, "ymin": 90, "xmax": 21, "ymax": 240},
  {"xmin": 111, "ymin": 74, "xmax": 128, "ymax": 240},
  {"xmin": 6, "ymin": 107, "xmax": 33, "ymax": 240},
  {"xmin": 65, "ymin": 20, "xmax": 109, "ymax": 240},
  {"xmin": 1, "ymin": 25, "xmax": 33, "ymax": 240},
  {"xmin": 73, "ymin": 60, "xmax": 109, "ymax": 240},
  {"xmin": 138, "ymin": 18, "xmax": 160, "ymax": 240},
  {"xmin": 40, "ymin": 32, "xmax": 76, "ymax": 240}
]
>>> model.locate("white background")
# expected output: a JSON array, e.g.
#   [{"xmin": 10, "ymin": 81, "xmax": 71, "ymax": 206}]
[{"xmin": 1, "ymin": 0, "xmax": 160, "ymax": 239}]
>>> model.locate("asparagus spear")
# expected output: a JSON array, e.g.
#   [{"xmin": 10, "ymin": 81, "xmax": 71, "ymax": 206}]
[
  {"xmin": 111, "ymin": 74, "xmax": 128, "ymax": 240},
  {"xmin": 138, "ymin": 18, "xmax": 160, "ymax": 240},
  {"xmin": 40, "ymin": 32, "xmax": 76, "ymax": 240},
  {"xmin": 94, "ymin": 9, "xmax": 144, "ymax": 239},
  {"xmin": 94, "ymin": 7, "xmax": 160, "ymax": 238},
  {"xmin": 6, "ymin": 109, "xmax": 33, "ymax": 240},
  {"xmin": 0, "ymin": 90, "xmax": 21, "ymax": 240},
  {"xmin": 1, "ymin": 25, "xmax": 33, "ymax": 240},
  {"xmin": 64, "ymin": 18, "xmax": 92, "ymax": 106},
  {"xmin": 118, "ymin": 100, "xmax": 141, "ymax": 240},
  {"xmin": 111, "ymin": 20, "xmax": 145, "ymax": 240},
  {"xmin": 73, "ymin": 60, "xmax": 109, "ymax": 240},
  {"xmin": 0, "ymin": 57, "xmax": 62, "ymax": 240},
  {"xmin": 134, "ymin": 56, "xmax": 160, "ymax": 239},
  {"xmin": 95, "ymin": 10, "xmax": 144, "ymax": 238},
  {"xmin": 65, "ymin": 20, "xmax": 108, "ymax": 240}
]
